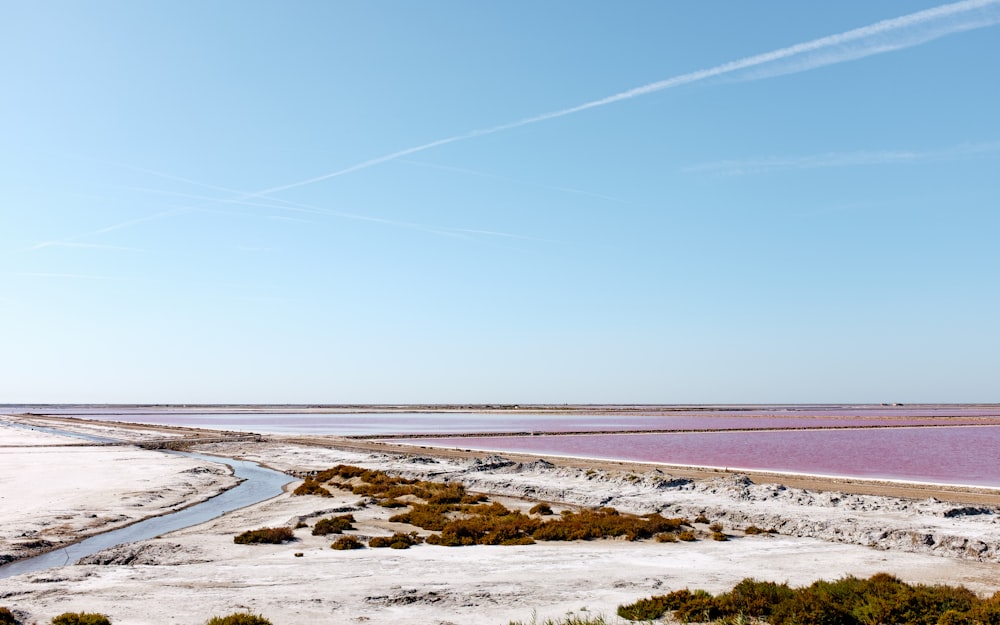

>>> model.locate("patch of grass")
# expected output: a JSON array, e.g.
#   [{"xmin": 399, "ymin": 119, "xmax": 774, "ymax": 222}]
[
  {"xmin": 743, "ymin": 525, "xmax": 763, "ymax": 535},
  {"xmin": 677, "ymin": 530, "xmax": 697, "ymax": 541},
  {"xmin": 50, "ymin": 614, "xmax": 111, "ymax": 625},
  {"xmin": 509, "ymin": 612, "xmax": 612, "ymax": 625},
  {"xmin": 711, "ymin": 531, "xmax": 728, "ymax": 541},
  {"xmin": 233, "ymin": 526, "xmax": 295, "ymax": 545},
  {"xmin": 205, "ymin": 613, "xmax": 273, "ymax": 625},
  {"xmin": 0, "ymin": 608, "xmax": 18, "ymax": 625}
]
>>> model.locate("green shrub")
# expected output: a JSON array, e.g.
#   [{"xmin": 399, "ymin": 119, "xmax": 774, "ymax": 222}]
[
  {"xmin": 233, "ymin": 526, "xmax": 295, "ymax": 544},
  {"xmin": 312, "ymin": 514, "xmax": 355, "ymax": 536},
  {"xmin": 0, "ymin": 608, "xmax": 17, "ymax": 625},
  {"xmin": 50, "ymin": 614, "xmax": 111, "ymax": 625},
  {"xmin": 205, "ymin": 613, "xmax": 273, "ymax": 625},
  {"xmin": 674, "ymin": 590, "xmax": 721, "ymax": 623},
  {"xmin": 619, "ymin": 589, "xmax": 694, "ymax": 621},
  {"xmin": 331, "ymin": 535, "xmax": 364, "ymax": 550},
  {"xmin": 620, "ymin": 574, "xmax": 993, "ymax": 625},
  {"xmin": 717, "ymin": 578, "xmax": 795, "ymax": 618}
]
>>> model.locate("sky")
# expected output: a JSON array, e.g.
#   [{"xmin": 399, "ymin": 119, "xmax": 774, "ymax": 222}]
[{"xmin": 2, "ymin": 1, "xmax": 998, "ymax": 404}]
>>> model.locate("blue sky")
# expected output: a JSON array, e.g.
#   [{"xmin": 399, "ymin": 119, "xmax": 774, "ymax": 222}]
[{"xmin": 2, "ymin": 1, "xmax": 998, "ymax": 404}]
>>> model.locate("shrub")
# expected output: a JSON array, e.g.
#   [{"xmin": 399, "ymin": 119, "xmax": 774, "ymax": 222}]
[
  {"xmin": 711, "ymin": 531, "xmax": 728, "ymax": 541},
  {"xmin": 331, "ymin": 535, "xmax": 364, "ymax": 550},
  {"xmin": 709, "ymin": 522, "xmax": 724, "ymax": 532},
  {"xmin": 744, "ymin": 525, "xmax": 763, "ymax": 535},
  {"xmin": 531, "ymin": 509, "xmax": 677, "ymax": 542},
  {"xmin": 51, "ymin": 614, "xmax": 111, "ymax": 625},
  {"xmin": 292, "ymin": 480, "xmax": 331, "ymax": 497},
  {"xmin": 656, "ymin": 532, "xmax": 678, "ymax": 543},
  {"xmin": 312, "ymin": 514, "xmax": 355, "ymax": 536},
  {"xmin": 377, "ymin": 498, "xmax": 408, "ymax": 508},
  {"xmin": 529, "ymin": 503, "xmax": 554, "ymax": 515},
  {"xmin": 233, "ymin": 526, "xmax": 295, "ymax": 544},
  {"xmin": 205, "ymin": 613, "xmax": 273, "ymax": 625},
  {"xmin": 369, "ymin": 532, "xmax": 424, "ymax": 549},
  {"xmin": 619, "ymin": 589, "xmax": 694, "ymax": 621},
  {"xmin": 694, "ymin": 514, "xmax": 710, "ymax": 524},
  {"xmin": 674, "ymin": 590, "xmax": 721, "ymax": 623},
  {"xmin": 716, "ymin": 578, "xmax": 794, "ymax": 618},
  {"xmin": 677, "ymin": 531, "xmax": 697, "ymax": 541},
  {"xmin": 620, "ymin": 574, "xmax": 993, "ymax": 625},
  {"xmin": 0, "ymin": 608, "xmax": 17, "ymax": 625}
]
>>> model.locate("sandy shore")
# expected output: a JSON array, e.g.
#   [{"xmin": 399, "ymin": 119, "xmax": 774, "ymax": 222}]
[{"xmin": 3, "ymin": 416, "xmax": 1000, "ymax": 625}]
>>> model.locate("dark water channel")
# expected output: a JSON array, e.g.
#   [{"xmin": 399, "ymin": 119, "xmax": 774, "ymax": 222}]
[{"xmin": 0, "ymin": 451, "xmax": 292, "ymax": 579}]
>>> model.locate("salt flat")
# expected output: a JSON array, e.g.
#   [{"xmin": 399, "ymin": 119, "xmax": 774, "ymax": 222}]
[{"xmin": 3, "ymin": 418, "xmax": 1000, "ymax": 625}]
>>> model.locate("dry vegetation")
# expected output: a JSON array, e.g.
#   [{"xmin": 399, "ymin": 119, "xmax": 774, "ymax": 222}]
[
  {"xmin": 293, "ymin": 464, "xmax": 707, "ymax": 548},
  {"xmin": 617, "ymin": 573, "xmax": 1000, "ymax": 624},
  {"xmin": 232, "ymin": 527, "xmax": 295, "ymax": 545}
]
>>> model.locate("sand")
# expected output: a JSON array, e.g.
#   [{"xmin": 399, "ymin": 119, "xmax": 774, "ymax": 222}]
[{"xmin": 3, "ymin": 416, "xmax": 1000, "ymax": 625}]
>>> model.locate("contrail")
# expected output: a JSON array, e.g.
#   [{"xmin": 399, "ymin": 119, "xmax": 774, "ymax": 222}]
[
  {"xmin": 685, "ymin": 141, "xmax": 1000, "ymax": 175},
  {"xmin": 246, "ymin": 0, "xmax": 1000, "ymax": 198}
]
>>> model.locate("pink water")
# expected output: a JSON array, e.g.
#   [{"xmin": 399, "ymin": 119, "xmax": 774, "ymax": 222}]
[{"xmin": 404, "ymin": 425, "xmax": 1000, "ymax": 487}]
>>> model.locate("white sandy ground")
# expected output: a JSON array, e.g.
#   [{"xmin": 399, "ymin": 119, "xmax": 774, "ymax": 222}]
[
  {"xmin": 3, "ymin": 427, "xmax": 1000, "ymax": 625},
  {"xmin": 0, "ymin": 423, "xmax": 239, "ymax": 565}
]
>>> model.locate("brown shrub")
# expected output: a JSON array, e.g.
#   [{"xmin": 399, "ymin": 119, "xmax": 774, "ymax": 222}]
[
  {"xmin": 369, "ymin": 532, "xmax": 424, "ymax": 549},
  {"xmin": 312, "ymin": 514, "xmax": 355, "ymax": 536},
  {"xmin": 233, "ymin": 526, "xmax": 295, "ymax": 544},
  {"xmin": 529, "ymin": 503, "xmax": 554, "ymax": 515},
  {"xmin": 330, "ymin": 535, "xmax": 364, "ymax": 550},
  {"xmin": 292, "ymin": 480, "xmax": 332, "ymax": 497},
  {"xmin": 50, "ymin": 614, "xmax": 111, "ymax": 625}
]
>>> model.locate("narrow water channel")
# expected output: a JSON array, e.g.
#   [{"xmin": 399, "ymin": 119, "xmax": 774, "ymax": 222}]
[{"xmin": 0, "ymin": 450, "xmax": 292, "ymax": 579}]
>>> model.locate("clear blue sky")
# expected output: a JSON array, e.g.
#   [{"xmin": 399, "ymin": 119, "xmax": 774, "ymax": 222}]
[{"xmin": 2, "ymin": 1, "xmax": 998, "ymax": 404}]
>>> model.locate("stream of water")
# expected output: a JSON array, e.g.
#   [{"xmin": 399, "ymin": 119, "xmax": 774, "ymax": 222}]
[{"xmin": 0, "ymin": 451, "xmax": 291, "ymax": 579}]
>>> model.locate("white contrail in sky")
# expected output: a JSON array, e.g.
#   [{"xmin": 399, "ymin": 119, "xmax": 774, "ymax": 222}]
[
  {"xmin": 247, "ymin": 0, "xmax": 1000, "ymax": 198},
  {"xmin": 685, "ymin": 141, "xmax": 1000, "ymax": 175}
]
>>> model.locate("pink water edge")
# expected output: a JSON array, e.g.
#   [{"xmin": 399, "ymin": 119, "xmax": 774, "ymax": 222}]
[{"xmin": 401, "ymin": 425, "xmax": 1000, "ymax": 488}]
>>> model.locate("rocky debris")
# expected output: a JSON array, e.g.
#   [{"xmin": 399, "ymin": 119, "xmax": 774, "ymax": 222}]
[
  {"xmin": 77, "ymin": 542, "xmax": 207, "ymax": 566},
  {"xmin": 943, "ymin": 506, "xmax": 994, "ymax": 518},
  {"xmin": 366, "ymin": 589, "xmax": 445, "ymax": 606}
]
